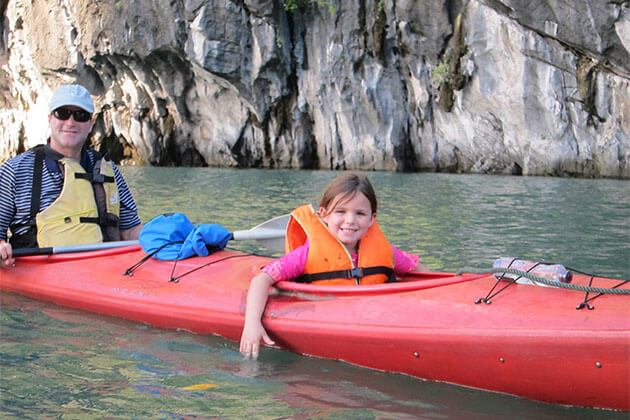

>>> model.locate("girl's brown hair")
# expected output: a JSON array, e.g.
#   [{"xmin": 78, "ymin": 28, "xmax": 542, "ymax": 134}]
[{"xmin": 318, "ymin": 172, "xmax": 378, "ymax": 215}]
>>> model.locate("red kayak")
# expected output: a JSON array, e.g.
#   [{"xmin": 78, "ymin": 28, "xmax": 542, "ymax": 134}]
[{"xmin": 1, "ymin": 245, "xmax": 628, "ymax": 411}]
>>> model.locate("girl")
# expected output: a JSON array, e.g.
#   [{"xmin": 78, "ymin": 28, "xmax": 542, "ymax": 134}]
[{"xmin": 240, "ymin": 172, "xmax": 427, "ymax": 359}]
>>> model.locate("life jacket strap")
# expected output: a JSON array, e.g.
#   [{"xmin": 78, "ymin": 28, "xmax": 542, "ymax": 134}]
[
  {"xmin": 90, "ymin": 157, "xmax": 120, "ymax": 241},
  {"xmin": 11, "ymin": 147, "xmax": 46, "ymax": 248},
  {"xmin": 296, "ymin": 266, "xmax": 395, "ymax": 283},
  {"xmin": 29, "ymin": 147, "xmax": 45, "ymax": 220},
  {"xmin": 74, "ymin": 172, "xmax": 115, "ymax": 183},
  {"xmin": 79, "ymin": 216, "xmax": 119, "ymax": 227}
]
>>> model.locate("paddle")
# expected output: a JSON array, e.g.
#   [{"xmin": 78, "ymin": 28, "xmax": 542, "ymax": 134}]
[
  {"xmin": 12, "ymin": 214, "xmax": 290, "ymax": 258},
  {"xmin": 232, "ymin": 214, "xmax": 288, "ymax": 252},
  {"xmin": 13, "ymin": 240, "xmax": 141, "ymax": 257}
]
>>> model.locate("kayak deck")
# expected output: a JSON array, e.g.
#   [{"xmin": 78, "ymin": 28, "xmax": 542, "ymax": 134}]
[{"xmin": 1, "ymin": 245, "xmax": 628, "ymax": 411}]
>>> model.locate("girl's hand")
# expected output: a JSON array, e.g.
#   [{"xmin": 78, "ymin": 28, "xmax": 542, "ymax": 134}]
[
  {"xmin": 240, "ymin": 322, "xmax": 275, "ymax": 360},
  {"xmin": 240, "ymin": 272, "xmax": 276, "ymax": 360}
]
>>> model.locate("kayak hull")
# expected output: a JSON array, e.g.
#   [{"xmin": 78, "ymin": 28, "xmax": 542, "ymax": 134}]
[{"xmin": 1, "ymin": 246, "xmax": 628, "ymax": 410}]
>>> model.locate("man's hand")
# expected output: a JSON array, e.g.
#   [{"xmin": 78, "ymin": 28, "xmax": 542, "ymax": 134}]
[{"xmin": 0, "ymin": 240, "xmax": 15, "ymax": 268}]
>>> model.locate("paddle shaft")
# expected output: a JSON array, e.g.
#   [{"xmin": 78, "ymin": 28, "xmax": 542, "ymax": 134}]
[
  {"xmin": 13, "ymin": 240, "xmax": 140, "ymax": 257},
  {"xmin": 12, "ymin": 214, "xmax": 289, "ymax": 257}
]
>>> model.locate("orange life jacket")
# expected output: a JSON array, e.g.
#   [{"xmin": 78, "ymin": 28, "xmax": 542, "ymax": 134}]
[{"xmin": 285, "ymin": 204, "xmax": 394, "ymax": 285}]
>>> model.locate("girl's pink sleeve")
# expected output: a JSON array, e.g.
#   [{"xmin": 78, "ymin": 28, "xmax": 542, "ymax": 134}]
[
  {"xmin": 392, "ymin": 244, "xmax": 420, "ymax": 275},
  {"xmin": 261, "ymin": 242, "xmax": 309, "ymax": 283}
]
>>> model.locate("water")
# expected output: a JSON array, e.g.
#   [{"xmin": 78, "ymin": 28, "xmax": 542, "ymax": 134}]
[
  {"xmin": 1, "ymin": 168, "xmax": 628, "ymax": 419},
  {"xmin": 128, "ymin": 168, "xmax": 629, "ymax": 279}
]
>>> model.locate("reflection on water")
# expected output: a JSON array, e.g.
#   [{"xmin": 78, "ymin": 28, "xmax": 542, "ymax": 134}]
[{"xmin": 2, "ymin": 168, "xmax": 628, "ymax": 418}]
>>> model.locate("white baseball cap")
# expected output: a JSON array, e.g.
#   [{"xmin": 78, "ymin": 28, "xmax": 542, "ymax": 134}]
[{"xmin": 49, "ymin": 84, "xmax": 95, "ymax": 113}]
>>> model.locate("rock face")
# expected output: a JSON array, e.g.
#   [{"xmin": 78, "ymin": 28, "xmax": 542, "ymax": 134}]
[{"xmin": 1, "ymin": 0, "xmax": 628, "ymax": 177}]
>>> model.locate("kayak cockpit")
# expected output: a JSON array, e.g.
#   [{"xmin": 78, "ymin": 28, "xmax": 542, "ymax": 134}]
[{"xmin": 274, "ymin": 271, "xmax": 487, "ymax": 297}]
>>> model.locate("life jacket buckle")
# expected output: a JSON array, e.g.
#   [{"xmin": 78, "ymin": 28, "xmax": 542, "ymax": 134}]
[
  {"xmin": 92, "ymin": 173, "xmax": 105, "ymax": 183},
  {"xmin": 349, "ymin": 267, "xmax": 363, "ymax": 279}
]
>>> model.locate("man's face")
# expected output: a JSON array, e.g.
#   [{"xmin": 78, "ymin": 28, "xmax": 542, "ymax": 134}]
[{"xmin": 48, "ymin": 106, "xmax": 94, "ymax": 157}]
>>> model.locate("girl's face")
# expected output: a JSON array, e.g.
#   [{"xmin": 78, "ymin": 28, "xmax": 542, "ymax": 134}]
[{"xmin": 319, "ymin": 192, "xmax": 375, "ymax": 254}]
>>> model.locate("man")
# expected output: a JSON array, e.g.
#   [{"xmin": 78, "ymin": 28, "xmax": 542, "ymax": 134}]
[{"xmin": 0, "ymin": 84, "xmax": 142, "ymax": 268}]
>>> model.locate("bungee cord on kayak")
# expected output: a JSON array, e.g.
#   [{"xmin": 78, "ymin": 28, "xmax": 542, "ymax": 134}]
[
  {"xmin": 125, "ymin": 212, "xmax": 288, "ymax": 283},
  {"xmin": 124, "ymin": 241, "xmax": 255, "ymax": 283},
  {"xmin": 464, "ymin": 258, "xmax": 630, "ymax": 311},
  {"xmin": 166, "ymin": 252, "xmax": 252, "ymax": 283},
  {"xmin": 575, "ymin": 280, "xmax": 630, "ymax": 310},
  {"xmin": 123, "ymin": 240, "xmax": 182, "ymax": 275},
  {"xmin": 464, "ymin": 267, "xmax": 630, "ymax": 295}
]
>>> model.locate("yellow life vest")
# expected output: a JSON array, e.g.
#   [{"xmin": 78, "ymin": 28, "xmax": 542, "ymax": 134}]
[
  {"xmin": 35, "ymin": 156, "xmax": 120, "ymax": 247},
  {"xmin": 285, "ymin": 204, "xmax": 394, "ymax": 285}
]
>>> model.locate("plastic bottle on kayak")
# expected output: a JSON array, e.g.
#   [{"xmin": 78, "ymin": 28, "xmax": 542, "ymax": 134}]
[{"xmin": 493, "ymin": 258, "xmax": 573, "ymax": 284}]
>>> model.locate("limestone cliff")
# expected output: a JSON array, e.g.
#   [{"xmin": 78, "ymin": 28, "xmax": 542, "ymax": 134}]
[{"xmin": 1, "ymin": 0, "xmax": 628, "ymax": 177}]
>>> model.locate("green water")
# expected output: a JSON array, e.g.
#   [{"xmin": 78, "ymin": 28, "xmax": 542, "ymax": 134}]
[
  {"xmin": 1, "ymin": 168, "xmax": 629, "ymax": 419},
  {"xmin": 128, "ymin": 168, "xmax": 629, "ymax": 278}
]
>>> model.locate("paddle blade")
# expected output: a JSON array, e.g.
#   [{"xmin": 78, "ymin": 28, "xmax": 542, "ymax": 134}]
[{"xmin": 231, "ymin": 214, "xmax": 289, "ymax": 252}]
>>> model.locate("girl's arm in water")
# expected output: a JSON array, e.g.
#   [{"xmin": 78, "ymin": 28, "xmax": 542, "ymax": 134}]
[
  {"xmin": 240, "ymin": 271, "xmax": 276, "ymax": 360},
  {"xmin": 239, "ymin": 245, "xmax": 308, "ymax": 359}
]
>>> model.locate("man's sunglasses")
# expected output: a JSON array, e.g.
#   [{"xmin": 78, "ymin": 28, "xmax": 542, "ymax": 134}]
[{"xmin": 52, "ymin": 108, "xmax": 92, "ymax": 123}]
